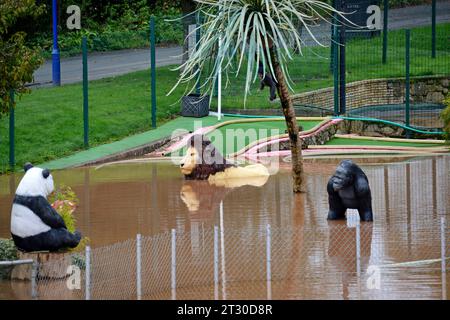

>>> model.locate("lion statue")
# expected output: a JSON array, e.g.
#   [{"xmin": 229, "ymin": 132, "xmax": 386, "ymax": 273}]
[{"xmin": 179, "ymin": 135, "xmax": 270, "ymax": 184}]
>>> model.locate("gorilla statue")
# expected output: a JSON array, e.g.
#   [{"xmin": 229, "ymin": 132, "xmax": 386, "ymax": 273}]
[{"xmin": 327, "ymin": 160, "xmax": 373, "ymax": 222}]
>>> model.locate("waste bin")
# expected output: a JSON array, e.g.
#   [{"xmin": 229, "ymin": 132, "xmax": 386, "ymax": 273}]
[{"xmin": 181, "ymin": 94, "xmax": 210, "ymax": 118}]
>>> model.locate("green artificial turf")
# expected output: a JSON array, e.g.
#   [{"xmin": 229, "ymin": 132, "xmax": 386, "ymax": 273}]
[{"xmin": 167, "ymin": 119, "xmax": 322, "ymax": 157}]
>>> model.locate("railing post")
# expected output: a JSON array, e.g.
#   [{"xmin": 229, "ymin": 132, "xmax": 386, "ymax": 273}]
[
  {"xmin": 266, "ymin": 224, "xmax": 272, "ymax": 300},
  {"xmin": 441, "ymin": 216, "xmax": 447, "ymax": 300},
  {"xmin": 405, "ymin": 29, "xmax": 411, "ymax": 138},
  {"xmin": 382, "ymin": 0, "xmax": 388, "ymax": 64},
  {"xmin": 31, "ymin": 260, "xmax": 38, "ymax": 300},
  {"xmin": 214, "ymin": 226, "xmax": 219, "ymax": 300},
  {"xmin": 9, "ymin": 90, "xmax": 15, "ymax": 170},
  {"xmin": 171, "ymin": 229, "xmax": 176, "ymax": 300},
  {"xmin": 136, "ymin": 234, "xmax": 142, "ymax": 300},
  {"xmin": 150, "ymin": 16, "xmax": 157, "ymax": 129},
  {"xmin": 431, "ymin": 0, "xmax": 436, "ymax": 59},
  {"xmin": 82, "ymin": 36, "xmax": 89, "ymax": 149},
  {"xmin": 85, "ymin": 246, "xmax": 91, "ymax": 300}
]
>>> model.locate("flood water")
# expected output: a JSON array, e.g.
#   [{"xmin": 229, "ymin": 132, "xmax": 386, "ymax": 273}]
[{"xmin": 0, "ymin": 155, "xmax": 449, "ymax": 299}]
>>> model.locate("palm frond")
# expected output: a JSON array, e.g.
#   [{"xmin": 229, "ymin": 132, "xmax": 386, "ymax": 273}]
[{"xmin": 168, "ymin": 0, "xmax": 352, "ymax": 105}]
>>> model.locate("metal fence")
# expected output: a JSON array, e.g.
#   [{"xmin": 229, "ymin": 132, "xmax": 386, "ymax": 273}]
[
  {"xmin": 1, "ymin": 2, "xmax": 449, "ymax": 173},
  {"xmin": 2, "ymin": 215, "xmax": 448, "ymax": 300}
]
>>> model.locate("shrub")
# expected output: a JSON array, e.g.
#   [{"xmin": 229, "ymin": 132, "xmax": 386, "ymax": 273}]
[
  {"xmin": 0, "ymin": 238, "xmax": 18, "ymax": 279},
  {"xmin": 441, "ymin": 93, "xmax": 450, "ymax": 142},
  {"xmin": 48, "ymin": 185, "xmax": 90, "ymax": 252}
]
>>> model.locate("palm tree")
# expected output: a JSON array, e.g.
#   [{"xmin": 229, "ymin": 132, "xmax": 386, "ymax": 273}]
[{"xmin": 169, "ymin": 0, "xmax": 346, "ymax": 193}]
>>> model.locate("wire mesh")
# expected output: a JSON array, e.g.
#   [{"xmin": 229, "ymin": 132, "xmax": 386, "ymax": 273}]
[{"xmin": 2, "ymin": 215, "xmax": 445, "ymax": 300}]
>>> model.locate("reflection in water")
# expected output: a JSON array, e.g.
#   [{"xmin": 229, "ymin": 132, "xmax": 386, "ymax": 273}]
[
  {"xmin": 0, "ymin": 155, "xmax": 449, "ymax": 299},
  {"xmin": 327, "ymin": 221, "xmax": 373, "ymax": 300}
]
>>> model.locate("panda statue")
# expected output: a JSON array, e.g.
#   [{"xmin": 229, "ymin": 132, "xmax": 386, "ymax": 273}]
[{"xmin": 10, "ymin": 162, "xmax": 82, "ymax": 252}]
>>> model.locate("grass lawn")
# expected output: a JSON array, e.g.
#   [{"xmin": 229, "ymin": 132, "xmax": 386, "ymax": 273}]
[
  {"xmin": 0, "ymin": 24, "xmax": 448, "ymax": 173},
  {"xmin": 0, "ymin": 67, "xmax": 186, "ymax": 173},
  {"xmin": 213, "ymin": 23, "xmax": 449, "ymax": 110}
]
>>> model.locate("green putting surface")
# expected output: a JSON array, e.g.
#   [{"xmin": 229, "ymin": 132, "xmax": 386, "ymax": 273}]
[
  {"xmin": 168, "ymin": 120, "xmax": 322, "ymax": 157},
  {"xmin": 325, "ymin": 137, "xmax": 446, "ymax": 148},
  {"xmin": 40, "ymin": 116, "xmax": 238, "ymax": 170}
]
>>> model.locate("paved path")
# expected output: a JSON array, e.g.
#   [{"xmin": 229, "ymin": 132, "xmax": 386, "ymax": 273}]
[
  {"xmin": 33, "ymin": 46, "xmax": 182, "ymax": 86},
  {"xmin": 32, "ymin": 2, "xmax": 449, "ymax": 86}
]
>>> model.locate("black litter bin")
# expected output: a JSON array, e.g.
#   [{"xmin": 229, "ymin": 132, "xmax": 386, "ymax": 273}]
[{"xmin": 181, "ymin": 94, "xmax": 210, "ymax": 118}]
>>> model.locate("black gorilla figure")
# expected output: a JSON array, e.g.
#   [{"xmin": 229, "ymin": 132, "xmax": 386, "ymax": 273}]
[
  {"xmin": 258, "ymin": 62, "xmax": 277, "ymax": 101},
  {"xmin": 327, "ymin": 160, "xmax": 373, "ymax": 222}
]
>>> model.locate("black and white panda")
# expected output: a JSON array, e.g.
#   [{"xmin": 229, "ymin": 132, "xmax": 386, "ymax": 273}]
[{"xmin": 10, "ymin": 163, "xmax": 81, "ymax": 252}]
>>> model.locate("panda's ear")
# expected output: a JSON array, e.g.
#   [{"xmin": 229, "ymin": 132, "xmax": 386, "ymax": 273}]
[
  {"xmin": 42, "ymin": 169, "xmax": 50, "ymax": 179},
  {"xmin": 24, "ymin": 162, "xmax": 33, "ymax": 172}
]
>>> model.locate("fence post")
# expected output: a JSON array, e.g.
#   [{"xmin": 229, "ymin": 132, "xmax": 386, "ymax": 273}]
[
  {"xmin": 338, "ymin": 0, "xmax": 346, "ymax": 115},
  {"xmin": 171, "ymin": 229, "xmax": 176, "ymax": 300},
  {"xmin": 441, "ymin": 216, "xmax": 447, "ymax": 300},
  {"xmin": 356, "ymin": 219, "xmax": 361, "ymax": 277},
  {"xmin": 195, "ymin": 12, "xmax": 201, "ymax": 95},
  {"xmin": 219, "ymin": 201, "xmax": 227, "ymax": 300},
  {"xmin": 266, "ymin": 224, "xmax": 272, "ymax": 300},
  {"xmin": 356, "ymin": 218, "xmax": 361, "ymax": 298},
  {"xmin": 82, "ymin": 36, "xmax": 89, "ymax": 149},
  {"xmin": 9, "ymin": 90, "xmax": 15, "ymax": 170},
  {"xmin": 51, "ymin": 0, "xmax": 61, "ymax": 86},
  {"xmin": 329, "ymin": 0, "xmax": 336, "ymax": 73},
  {"xmin": 136, "ymin": 234, "xmax": 142, "ymax": 300},
  {"xmin": 431, "ymin": 0, "xmax": 436, "ymax": 58},
  {"xmin": 150, "ymin": 16, "xmax": 157, "ymax": 129},
  {"xmin": 214, "ymin": 225, "xmax": 219, "ymax": 300},
  {"xmin": 382, "ymin": 0, "xmax": 388, "ymax": 64},
  {"xmin": 31, "ymin": 260, "xmax": 38, "ymax": 300},
  {"xmin": 333, "ymin": 25, "xmax": 339, "ymax": 116},
  {"xmin": 85, "ymin": 246, "xmax": 91, "ymax": 300},
  {"xmin": 405, "ymin": 29, "xmax": 411, "ymax": 138}
]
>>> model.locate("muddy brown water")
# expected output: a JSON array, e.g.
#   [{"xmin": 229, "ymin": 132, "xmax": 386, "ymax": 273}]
[{"xmin": 0, "ymin": 155, "xmax": 449, "ymax": 299}]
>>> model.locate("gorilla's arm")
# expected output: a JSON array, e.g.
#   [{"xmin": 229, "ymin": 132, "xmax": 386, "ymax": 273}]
[
  {"xmin": 35, "ymin": 197, "xmax": 67, "ymax": 229},
  {"xmin": 354, "ymin": 176, "xmax": 373, "ymax": 222},
  {"xmin": 327, "ymin": 179, "xmax": 346, "ymax": 220}
]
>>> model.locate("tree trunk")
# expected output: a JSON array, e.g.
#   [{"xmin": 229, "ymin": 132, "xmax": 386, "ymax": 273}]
[{"xmin": 269, "ymin": 47, "xmax": 305, "ymax": 193}]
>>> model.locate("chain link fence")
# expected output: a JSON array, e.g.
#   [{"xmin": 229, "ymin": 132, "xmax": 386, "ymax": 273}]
[{"xmin": 2, "ymin": 215, "xmax": 448, "ymax": 300}]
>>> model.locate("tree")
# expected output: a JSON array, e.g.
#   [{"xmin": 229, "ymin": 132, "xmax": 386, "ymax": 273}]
[
  {"xmin": 0, "ymin": 0, "xmax": 44, "ymax": 117},
  {"xmin": 169, "ymin": 0, "xmax": 346, "ymax": 193}
]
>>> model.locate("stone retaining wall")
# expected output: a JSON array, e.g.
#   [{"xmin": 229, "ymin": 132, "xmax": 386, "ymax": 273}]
[{"xmin": 290, "ymin": 75, "xmax": 449, "ymax": 110}]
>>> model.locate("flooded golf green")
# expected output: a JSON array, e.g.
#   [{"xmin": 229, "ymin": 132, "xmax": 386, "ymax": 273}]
[{"xmin": 0, "ymin": 155, "xmax": 448, "ymax": 299}]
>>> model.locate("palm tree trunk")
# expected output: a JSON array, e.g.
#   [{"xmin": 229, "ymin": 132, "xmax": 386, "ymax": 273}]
[{"xmin": 269, "ymin": 47, "xmax": 305, "ymax": 193}]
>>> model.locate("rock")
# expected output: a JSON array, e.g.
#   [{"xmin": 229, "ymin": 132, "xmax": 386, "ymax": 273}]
[
  {"xmin": 442, "ymin": 78, "xmax": 449, "ymax": 88},
  {"xmin": 381, "ymin": 126, "xmax": 395, "ymax": 135},
  {"xmin": 426, "ymin": 92, "xmax": 444, "ymax": 104}
]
